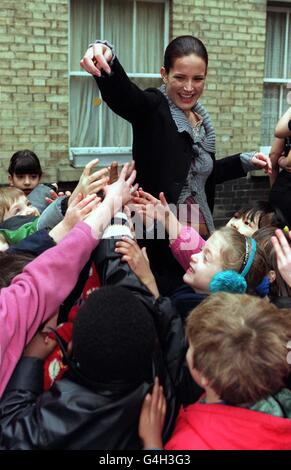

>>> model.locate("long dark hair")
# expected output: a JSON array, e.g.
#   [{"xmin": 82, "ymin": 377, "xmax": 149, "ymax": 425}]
[{"xmin": 163, "ymin": 35, "xmax": 208, "ymax": 73}]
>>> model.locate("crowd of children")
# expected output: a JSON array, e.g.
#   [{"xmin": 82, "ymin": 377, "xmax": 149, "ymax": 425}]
[{"xmin": 0, "ymin": 83, "xmax": 291, "ymax": 449}]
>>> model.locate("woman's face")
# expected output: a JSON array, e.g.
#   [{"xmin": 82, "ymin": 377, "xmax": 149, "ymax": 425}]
[
  {"xmin": 183, "ymin": 232, "xmax": 225, "ymax": 293},
  {"xmin": 161, "ymin": 53, "xmax": 207, "ymax": 112}
]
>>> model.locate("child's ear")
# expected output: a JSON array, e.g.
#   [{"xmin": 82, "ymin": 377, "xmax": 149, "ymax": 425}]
[
  {"xmin": 200, "ymin": 375, "xmax": 209, "ymax": 388},
  {"xmin": 8, "ymin": 175, "xmax": 13, "ymax": 186}
]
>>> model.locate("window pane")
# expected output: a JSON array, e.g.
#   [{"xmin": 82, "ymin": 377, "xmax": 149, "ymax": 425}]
[
  {"xmin": 265, "ymin": 12, "xmax": 286, "ymax": 78},
  {"xmin": 70, "ymin": 77, "xmax": 100, "ymax": 147},
  {"xmin": 70, "ymin": 0, "xmax": 101, "ymax": 71},
  {"xmin": 104, "ymin": 0, "xmax": 133, "ymax": 70},
  {"xmin": 101, "ymin": 106, "xmax": 132, "ymax": 146},
  {"xmin": 135, "ymin": 2, "xmax": 165, "ymax": 73},
  {"xmin": 70, "ymin": 0, "xmax": 167, "ymax": 152},
  {"xmin": 131, "ymin": 77, "xmax": 162, "ymax": 90},
  {"xmin": 261, "ymin": 84, "xmax": 280, "ymax": 146}
]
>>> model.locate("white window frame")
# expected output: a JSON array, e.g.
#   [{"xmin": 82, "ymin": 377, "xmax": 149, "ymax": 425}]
[
  {"xmin": 69, "ymin": 0, "xmax": 169, "ymax": 167},
  {"xmin": 261, "ymin": 3, "xmax": 291, "ymax": 151}
]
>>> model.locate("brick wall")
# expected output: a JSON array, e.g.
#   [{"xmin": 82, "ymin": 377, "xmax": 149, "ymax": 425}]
[
  {"xmin": 0, "ymin": 0, "xmax": 81, "ymax": 185},
  {"xmin": 214, "ymin": 175, "xmax": 270, "ymax": 227}
]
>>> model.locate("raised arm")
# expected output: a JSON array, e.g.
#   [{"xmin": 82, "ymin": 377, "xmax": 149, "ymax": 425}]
[
  {"xmin": 269, "ymin": 137, "xmax": 285, "ymax": 187},
  {"xmin": 275, "ymin": 107, "xmax": 291, "ymax": 138},
  {"xmin": 80, "ymin": 41, "xmax": 161, "ymax": 122},
  {"xmin": 0, "ymin": 164, "xmax": 136, "ymax": 396}
]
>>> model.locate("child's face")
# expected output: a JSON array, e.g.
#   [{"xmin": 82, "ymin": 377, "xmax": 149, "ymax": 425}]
[
  {"xmin": 3, "ymin": 195, "xmax": 39, "ymax": 221},
  {"xmin": 226, "ymin": 211, "xmax": 260, "ymax": 237},
  {"xmin": 183, "ymin": 232, "xmax": 225, "ymax": 293},
  {"xmin": 9, "ymin": 173, "xmax": 41, "ymax": 195}
]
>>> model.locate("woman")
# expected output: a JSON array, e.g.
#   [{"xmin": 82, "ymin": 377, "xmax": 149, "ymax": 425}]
[{"xmin": 80, "ymin": 36, "xmax": 271, "ymax": 292}]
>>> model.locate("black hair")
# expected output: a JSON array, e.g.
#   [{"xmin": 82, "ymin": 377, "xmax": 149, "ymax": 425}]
[
  {"xmin": 0, "ymin": 251, "xmax": 35, "ymax": 288},
  {"xmin": 72, "ymin": 286, "xmax": 156, "ymax": 384},
  {"xmin": 8, "ymin": 150, "xmax": 42, "ymax": 177},
  {"xmin": 163, "ymin": 35, "xmax": 208, "ymax": 73},
  {"xmin": 233, "ymin": 201, "xmax": 287, "ymax": 229}
]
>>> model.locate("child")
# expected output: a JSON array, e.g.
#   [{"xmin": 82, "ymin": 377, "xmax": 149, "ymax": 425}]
[
  {"xmin": 226, "ymin": 200, "xmax": 286, "ymax": 236},
  {"xmin": 0, "ymin": 163, "xmax": 136, "ymax": 397},
  {"xmin": 0, "ymin": 187, "xmax": 40, "ymax": 248},
  {"xmin": 116, "ymin": 193, "xmax": 268, "ymax": 311},
  {"xmin": 139, "ymin": 292, "xmax": 291, "ymax": 450},
  {"xmin": 0, "ymin": 277, "xmax": 181, "ymax": 449},
  {"xmin": 8, "ymin": 149, "xmax": 61, "ymax": 214},
  {"xmin": 8, "ymin": 149, "xmax": 42, "ymax": 196},
  {"xmin": 255, "ymin": 226, "xmax": 291, "ymax": 299}
]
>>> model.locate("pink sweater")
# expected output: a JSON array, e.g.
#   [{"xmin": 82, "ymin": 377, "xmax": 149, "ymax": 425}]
[
  {"xmin": 170, "ymin": 225, "xmax": 205, "ymax": 271},
  {"xmin": 0, "ymin": 222, "xmax": 98, "ymax": 397}
]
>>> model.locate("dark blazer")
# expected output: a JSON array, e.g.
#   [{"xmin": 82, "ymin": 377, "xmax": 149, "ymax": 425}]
[{"xmin": 95, "ymin": 58, "xmax": 247, "ymax": 211}]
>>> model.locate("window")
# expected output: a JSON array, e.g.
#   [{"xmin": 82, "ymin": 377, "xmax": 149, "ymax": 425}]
[
  {"xmin": 69, "ymin": 0, "xmax": 169, "ymax": 166},
  {"xmin": 261, "ymin": 3, "xmax": 291, "ymax": 146}
]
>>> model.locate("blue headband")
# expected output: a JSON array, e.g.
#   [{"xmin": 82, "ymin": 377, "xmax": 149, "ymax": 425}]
[
  {"xmin": 240, "ymin": 237, "xmax": 257, "ymax": 278},
  {"xmin": 209, "ymin": 237, "xmax": 257, "ymax": 294}
]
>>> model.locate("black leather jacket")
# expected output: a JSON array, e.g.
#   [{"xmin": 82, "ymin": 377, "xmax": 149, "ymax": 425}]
[{"xmin": 0, "ymin": 239, "xmax": 191, "ymax": 450}]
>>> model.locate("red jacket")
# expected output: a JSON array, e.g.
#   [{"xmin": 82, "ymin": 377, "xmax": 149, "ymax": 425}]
[{"xmin": 165, "ymin": 402, "xmax": 291, "ymax": 450}]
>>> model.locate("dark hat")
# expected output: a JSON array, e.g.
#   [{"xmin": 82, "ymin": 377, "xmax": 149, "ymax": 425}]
[{"xmin": 73, "ymin": 286, "xmax": 156, "ymax": 384}]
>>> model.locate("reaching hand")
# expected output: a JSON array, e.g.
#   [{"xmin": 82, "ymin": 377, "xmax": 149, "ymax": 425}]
[
  {"xmin": 63, "ymin": 193, "xmax": 101, "ymax": 230},
  {"xmin": 108, "ymin": 161, "xmax": 119, "ymax": 184},
  {"xmin": 132, "ymin": 190, "xmax": 171, "ymax": 225},
  {"xmin": 115, "ymin": 237, "xmax": 159, "ymax": 298},
  {"xmin": 104, "ymin": 162, "xmax": 138, "ymax": 208},
  {"xmin": 45, "ymin": 189, "xmax": 72, "ymax": 205},
  {"xmin": 138, "ymin": 377, "xmax": 166, "ymax": 450},
  {"xmin": 251, "ymin": 152, "xmax": 272, "ymax": 175},
  {"xmin": 278, "ymin": 155, "xmax": 291, "ymax": 173},
  {"xmin": 23, "ymin": 330, "xmax": 57, "ymax": 360},
  {"xmin": 271, "ymin": 229, "xmax": 291, "ymax": 288},
  {"xmin": 80, "ymin": 42, "xmax": 112, "ymax": 77},
  {"xmin": 69, "ymin": 159, "xmax": 109, "ymax": 205}
]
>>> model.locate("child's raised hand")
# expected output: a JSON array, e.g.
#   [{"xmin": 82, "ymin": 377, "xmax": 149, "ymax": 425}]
[
  {"xmin": 271, "ymin": 229, "xmax": 291, "ymax": 288},
  {"xmin": 104, "ymin": 162, "xmax": 138, "ymax": 207},
  {"xmin": 132, "ymin": 190, "xmax": 171, "ymax": 225},
  {"xmin": 23, "ymin": 330, "xmax": 57, "ymax": 360},
  {"xmin": 69, "ymin": 159, "xmax": 109, "ymax": 205},
  {"xmin": 138, "ymin": 377, "xmax": 166, "ymax": 450},
  {"xmin": 63, "ymin": 193, "xmax": 101, "ymax": 230},
  {"xmin": 45, "ymin": 189, "xmax": 72, "ymax": 205},
  {"xmin": 115, "ymin": 237, "xmax": 159, "ymax": 298}
]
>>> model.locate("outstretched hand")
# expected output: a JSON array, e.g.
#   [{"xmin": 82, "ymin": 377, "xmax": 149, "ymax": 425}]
[
  {"xmin": 80, "ymin": 42, "xmax": 112, "ymax": 77},
  {"xmin": 251, "ymin": 152, "xmax": 272, "ymax": 175},
  {"xmin": 138, "ymin": 377, "xmax": 166, "ymax": 450},
  {"xmin": 69, "ymin": 158, "xmax": 109, "ymax": 205},
  {"xmin": 271, "ymin": 229, "xmax": 291, "ymax": 288},
  {"xmin": 115, "ymin": 237, "xmax": 159, "ymax": 298},
  {"xmin": 132, "ymin": 190, "xmax": 171, "ymax": 225}
]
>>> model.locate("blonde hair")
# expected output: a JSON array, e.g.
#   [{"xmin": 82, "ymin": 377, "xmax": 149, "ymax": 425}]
[
  {"xmin": 214, "ymin": 226, "xmax": 268, "ymax": 294},
  {"xmin": 0, "ymin": 187, "xmax": 24, "ymax": 222},
  {"xmin": 186, "ymin": 292, "xmax": 291, "ymax": 404}
]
